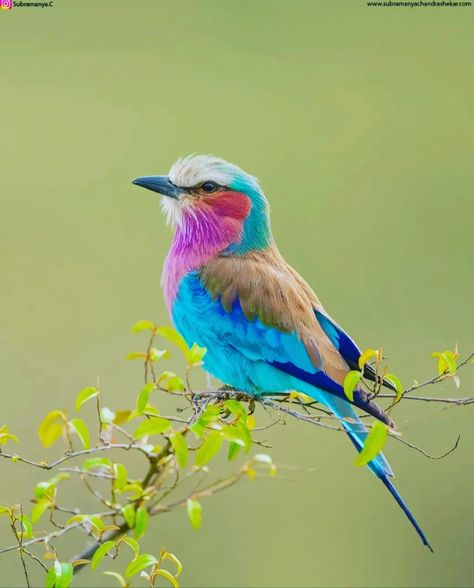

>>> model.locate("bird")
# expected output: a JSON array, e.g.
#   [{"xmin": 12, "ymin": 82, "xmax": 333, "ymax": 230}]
[{"xmin": 133, "ymin": 154, "xmax": 431, "ymax": 551}]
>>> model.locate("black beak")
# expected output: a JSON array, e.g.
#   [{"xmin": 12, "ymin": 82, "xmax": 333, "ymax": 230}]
[{"xmin": 132, "ymin": 175, "xmax": 183, "ymax": 199}]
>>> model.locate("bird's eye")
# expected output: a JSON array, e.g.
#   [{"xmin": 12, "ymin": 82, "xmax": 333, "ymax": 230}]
[{"xmin": 201, "ymin": 181, "xmax": 218, "ymax": 193}]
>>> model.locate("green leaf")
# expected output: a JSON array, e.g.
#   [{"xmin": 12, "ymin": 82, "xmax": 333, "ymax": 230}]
[
  {"xmin": 0, "ymin": 506, "xmax": 11, "ymax": 516},
  {"xmin": 45, "ymin": 566, "xmax": 56, "ymax": 588},
  {"xmin": 75, "ymin": 386, "xmax": 98, "ymax": 412},
  {"xmin": 46, "ymin": 561, "xmax": 74, "ymax": 588},
  {"xmin": 113, "ymin": 463, "xmax": 128, "ymax": 493},
  {"xmin": 35, "ymin": 473, "xmax": 70, "ymax": 499},
  {"xmin": 134, "ymin": 506, "xmax": 149, "ymax": 539},
  {"xmin": 67, "ymin": 514, "xmax": 104, "ymax": 531},
  {"xmin": 343, "ymin": 370, "xmax": 362, "ymax": 402},
  {"xmin": 69, "ymin": 418, "xmax": 90, "ymax": 449},
  {"xmin": 91, "ymin": 540, "xmax": 115, "ymax": 570},
  {"xmin": 82, "ymin": 457, "xmax": 112, "ymax": 471},
  {"xmin": 186, "ymin": 342, "xmax": 207, "ymax": 366},
  {"xmin": 224, "ymin": 399, "xmax": 246, "ymax": 419},
  {"xmin": 55, "ymin": 562, "xmax": 73, "ymax": 588},
  {"xmin": 195, "ymin": 430, "xmax": 223, "ymax": 467},
  {"xmin": 121, "ymin": 504, "xmax": 136, "ymax": 529},
  {"xmin": 19, "ymin": 514, "xmax": 33, "ymax": 538},
  {"xmin": 125, "ymin": 553, "xmax": 157, "ymax": 578},
  {"xmin": 136, "ymin": 383, "xmax": 156, "ymax": 414},
  {"xmin": 171, "ymin": 431, "xmax": 188, "ymax": 468},
  {"xmin": 156, "ymin": 326, "xmax": 190, "ymax": 355},
  {"xmin": 31, "ymin": 498, "xmax": 51, "ymax": 524},
  {"xmin": 189, "ymin": 421, "xmax": 205, "ymax": 439},
  {"xmin": 38, "ymin": 410, "xmax": 65, "ymax": 448},
  {"xmin": 103, "ymin": 571, "xmax": 128, "ymax": 587},
  {"xmin": 222, "ymin": 422, "xmax": 251, "ymax": 452},
  {"xmin": 384, "ymin": 373, "xmax": 403, "ymax": 402},
  {"xmin": 133, "ymin": 417, "xmax": 171, "ymax": 439},
  {"xmin": 186, "ymin": 498, "xmax": 202, "ymax": 529},
  {"xmin": 131, "ymin": 320, "xmax": 155, "ymax": 333},
  {"xmin": 227, "ymin": 441, "xmax": 241, "ymax": 461},
  {"xmin": 354, "ymin": 421, "xmax": 388, "ymax": 467}
]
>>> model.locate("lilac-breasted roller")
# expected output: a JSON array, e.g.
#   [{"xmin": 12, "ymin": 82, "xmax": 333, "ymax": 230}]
[{"xmin": 133, "ymin": 154, "xmax": 431, "ymax": 550}]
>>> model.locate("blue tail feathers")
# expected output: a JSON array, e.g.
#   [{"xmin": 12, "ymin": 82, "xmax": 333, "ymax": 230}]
[
  {"xmin": 302, "ymin": 386, "xmax": 432, "ymax": 551},
  {"xmin": 380, "ymin": 475, "xmax": 433, "ymax": 552}
]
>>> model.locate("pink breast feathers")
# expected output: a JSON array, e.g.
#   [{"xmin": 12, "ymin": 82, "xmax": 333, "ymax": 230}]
[{"xmin": 162, "ymin": 191, "xmax": 251, "ymax": 308}]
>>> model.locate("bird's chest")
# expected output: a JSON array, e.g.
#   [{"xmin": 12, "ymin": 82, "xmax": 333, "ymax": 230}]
[{"xmin": 169, "ymin": 271, "xmax": 220, "ymax": 349}]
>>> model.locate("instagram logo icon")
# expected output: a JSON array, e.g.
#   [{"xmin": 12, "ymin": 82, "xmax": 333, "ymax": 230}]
[{"xmin": 0, "ymin": 0, "xmax": 12, "ymax": 9}]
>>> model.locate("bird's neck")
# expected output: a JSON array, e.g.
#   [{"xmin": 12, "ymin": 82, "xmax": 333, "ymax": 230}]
[
  {"xmin": 161, "ymin": 206, "xmax": 243, "ymax": 309},
  {"xmin": 161, "ymin": 193, "xmax": 273, "ymax": 309}
]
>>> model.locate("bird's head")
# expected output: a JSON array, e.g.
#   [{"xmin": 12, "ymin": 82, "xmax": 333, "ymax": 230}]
[{"xmin": 133, "ymin": 154, "xmax": 271, "ymax": 254}]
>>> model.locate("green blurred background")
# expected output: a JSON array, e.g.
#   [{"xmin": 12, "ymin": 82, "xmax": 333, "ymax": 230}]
[{"xmin": 1, "ymin": 0, "xmax": 473, "ymax": 586}]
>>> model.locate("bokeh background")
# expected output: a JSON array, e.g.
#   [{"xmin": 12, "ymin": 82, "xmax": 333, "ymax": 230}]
[{"xmin": 1, "ymin": 0, "xmax": 473, "ymax": 586}]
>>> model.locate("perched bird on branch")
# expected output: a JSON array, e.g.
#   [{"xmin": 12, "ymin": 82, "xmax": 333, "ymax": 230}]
[{"xmin": 133, "ymin": 154, "xmax": 431, "ymax": 550}]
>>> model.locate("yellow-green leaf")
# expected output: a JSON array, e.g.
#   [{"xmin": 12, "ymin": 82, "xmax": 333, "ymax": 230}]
[
  {"xmin": 125, "ymin": 554, "xmax": 157, "ymax": 578},
  {"xmin": 69, "ymin": 418, "xmax": 90, "ymax": 450},
  {"xmin": 120, "ymin": 536, "xmax": 139, "ymax": 558},
  {"xmin": 222, "ymin": 422, "xmax": 251, "ymax": 452},
  {"xmin": 136, "ymin": 383, "xmax": 156, "ymax": 414},
  {"xmin": 171, "ymin": 431, "xmax": 188, "ymax": 468},
  {"xmin": 131, "ymin": 320, "xmax": 155, "ymax": 333},
  {"xmin": 354, "ymin": 421, "xmax": 388, "ymax": 467},
  {"xmin": 75, "ymin": 387, "xmax": 98, "ymax": 412},
  {"xmin": 385, "ymin": 373, "xmax": 403, "ymax": 402},
  {"xmin": 154, "ymin": 569, "xmax": 179, "ymax": 588},
  {"xmin": 358, "ymin": 348, "xmax": 380, "ymax": 370},
  {"xmin": 156, "ymin": 327, "xmax": 190, "ymax": 355},
  {"xmin": 31, "ymin": 498, "xmax": 51, "ymax": 524},
  {"xmin": 0, "ymin": 426, "xmax": 18, "ymax": 446},
  {"xmin": 125, "ymin": 352, "xmax": 147, "ymax": 361},
  {"xmin": 148, "ymin": 348, "xmax": 170, "ymax": 362},
  {"xmin": 432, "ymin": 350, "xmax": 458, "ymax": 375},
  {"xmin": 186, "ymin": 498, "xmax": 202, "ymax": 529},
  {"xmin": 113, "ymin": 463, "xmax": 128, "ymax": 493},
  {"xmin": 91, "ymin": 540, "xmax": 115, "ymax": 570},
  {"xmin": 194, "ymin": 431, "xmax": 223, "ymax": 467},
  {"xmin": 134, "ymin": 506, "xmax": 149, "ymax": 539},
  {"xmin": 343, "ymin": 370, "xmax": 362, "ymax": 402},
  {"xmin": 122, "ymin": 504, "xmax": 136, "ymax": 529},
  {"xmin": 160, "ymin": 551, "xmax": 183, "ymax": 577},
  {"xmin": 0, "ymin": 506, "xmax": 11, "ymax": 516},
  {"xmin": 185, "ymin": 342, "xmax": 207, "ymax": 366},
  {"xmin": 224, "ymin": 400, "xmax": 246, "ymax": 420},
  {"xmin": 19, "ymin": 514, "xmax": 33, "ymax": 538},
  {"xmin": 82, "ymin": 457, "xmax": 112, "ymax": 471},
  {"xmin": 159, "ymin": 372, "xmax": 186, "ymax": 392},
  {"xmin": 133, "ymin": 417, "xmax": 171, "ymax": 439},
  {"xmin": 38, "ymin": 410, "xmax": 65, "ymax": 448},
  {"xmin": 103, "ymin": 571, "xmax": 128, "ymax": 587}
]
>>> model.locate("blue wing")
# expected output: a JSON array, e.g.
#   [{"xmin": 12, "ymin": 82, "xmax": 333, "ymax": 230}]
[{"xmin": 315, "ymin": 310, "xmax": 397, "ymax": 393}]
